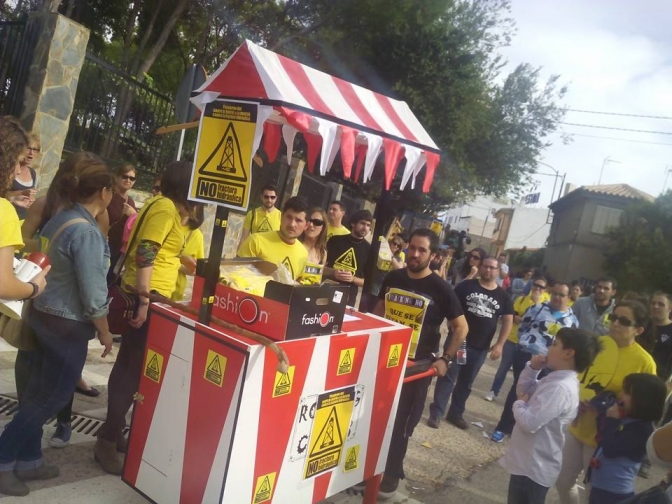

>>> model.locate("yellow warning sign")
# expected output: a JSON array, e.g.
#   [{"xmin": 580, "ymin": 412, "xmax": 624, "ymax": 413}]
[
  {"xmin": 333, "ymin": 247, "xmax": 357, "ymax": 273},
  {"xmin": 384, "ymin": 288, "xmax": 430, "ymax": 359},
  {"xmin": 273, "ymin": 365, "xmax": 296, "ymax": 398},
  {"xmin": 252, "ymin": 472, "xmax": 276, "ymax": 504},
  {"xmin": 204, "ymin": 350, "xmax": 227, "ymax": 387},
  {"xmin": 337, "ymin": 348, "xmax": 355, "ymax": 376},
  {"xmin": 144, "ymin": 350, "xmax": 164, "ymax": 383},
  {"xmin": 258, "ymin": 218, "xmax": 271, "ymax": 232},
  {"xmin": 189, "ymin": 99, "xmax": 259, "ymax": 211},
  {"xmin": 387, "ymin": 344, "xmax": 402, "ymax": 368},
  {"xmin": 304, "ymin": 386, "xmax": 355, "ymax": 479},
  {"xmin": 343, "ymin": 445, "xmax": 360, "ymax": 472}
]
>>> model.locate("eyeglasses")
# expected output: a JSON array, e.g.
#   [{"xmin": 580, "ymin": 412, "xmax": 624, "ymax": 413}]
[
  {"xmin": 532, "ymin": 283, "xmax": 546, "ymax": 290},
  {"xmin": 121, "ymin": 175, "xmax": 136, "ymax": 181},
  {"xmin": 263, "ymin": 194, "xmax": 277, "ymax": 200},
  {"xmin": 470, "ymin": 255, "xmax": 482, "ymax": 260},
  {"xmin": 552, "ymin": 292, "xmax": 568, "ymax": 297},
  {"xmin": 608, "ymin": 313, "xmax": 636, "ymax": 327},
  {"xmin": 27, "ymin": 147, "xmax": 40, "ymax": 153},
  {"xmin": 308, "ymin": 218, "xmax": 324, "ymax": 226},
  {"xmin": 482, "ymin": 265, "xmax": 499, "ymax": 270}
]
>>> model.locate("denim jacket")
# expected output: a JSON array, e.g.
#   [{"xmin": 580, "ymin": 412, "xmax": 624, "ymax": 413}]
[{"xmin": 33, "ymin": 204, "xmax": 110, "ymax": 322}]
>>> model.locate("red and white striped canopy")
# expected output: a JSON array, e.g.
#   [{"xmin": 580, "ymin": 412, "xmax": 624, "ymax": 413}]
[{"xmin": 193, "ymin": 40, "xmax": 440, "ymax": 192}]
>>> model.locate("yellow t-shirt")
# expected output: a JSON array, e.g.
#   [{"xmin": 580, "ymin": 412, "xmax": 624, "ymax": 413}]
[
  {"xmin": 172, "ymin": 228, "xmax": 205, "ymax": 302},
  {"xmin": 243, "ymin": 206, "xmax": 281, "ymax": 234},
  {"xmin": 570, "ymin": 338, "xmax": 657, "ymax": 447},
  {"xmin": 0, "ymin": 198, "xmax": 24, "ymax": 251},
  {"xmin": 238, "ymin": 231, "xmax": 308, "ymax": 281},
  {"xmin": 326, "ymin": 224, "xmax": 350, "ymax": 241},
  {"xmin": 122, "ymin": 196, "xmax": 186, "ymax": 298},
  {"xmin": 508, "ymin": 292, "xmax": 551, "ymax": 344}
]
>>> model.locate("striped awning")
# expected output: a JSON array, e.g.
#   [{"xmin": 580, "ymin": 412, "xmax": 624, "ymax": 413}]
[{"xmin": 193, "ymin": 40, "xmax": 440, "ymax": 192}]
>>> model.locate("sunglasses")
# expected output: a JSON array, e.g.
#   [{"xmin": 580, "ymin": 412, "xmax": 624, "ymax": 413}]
[
  {"xmin": 470, "ymin": 255, "xmax": 482, "ymax": 260},
  {"xmin": 532, "ymin": 283, "xmax": 546, "ymax": 290},
  {"xmin": 121, "ymin": 175, "xmax": 136, "ymax": 181},
  {"xmin": 308, "ymin": 218, "xmax": 324, "ymax": 226},
  {"xmin": 263, "ymin": 194, "xmax": 277, "ymax": 200},
  {"xmin": 608, "ymin": 313, "xmax": 636, "ymax": 327}
]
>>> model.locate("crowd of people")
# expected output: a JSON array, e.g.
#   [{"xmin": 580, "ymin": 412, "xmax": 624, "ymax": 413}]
[{"xmin": 1, "ymin": 114, "xmax": 671, "ymax": 504}]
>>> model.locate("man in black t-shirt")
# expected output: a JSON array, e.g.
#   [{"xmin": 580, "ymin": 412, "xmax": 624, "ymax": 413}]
[
  {"xmin": 324, "ymin": 209, "xmax": 372, "ymax": 307},
  {"xmin": 368, "ymin": 229, "xmax": 468, "ymax": 498},
  {"xmin": 428, "ymin": 256, "xmax": 513, "ymax": 430},
  {"xmin": 651, "ymin": 292, "xmax": 672, "ymax": 381}
]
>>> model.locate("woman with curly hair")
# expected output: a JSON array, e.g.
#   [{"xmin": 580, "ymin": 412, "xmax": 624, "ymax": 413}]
[{"xmin": 0, "ymin": 116, "xmax": 49, "ymax": 301}]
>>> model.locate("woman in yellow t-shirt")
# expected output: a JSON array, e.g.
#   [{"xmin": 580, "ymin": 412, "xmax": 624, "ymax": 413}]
[
  {"xmin": 0, "ymin": 116, "xmax": 49, "ymax": 301},
  {"xmin": 95, "ymin": 161, "xmax": 194, "ymax": 475},
  {"xmin": 555, "ymin": 300, "xmax": 657, "ymax": 503},
  {"xmin": 172, "ymin": 205, "xmax": 205, "ymax": 302},
  {"xmin": 298, "ymin": 207, "xmax": 327, "ymax": 284}
]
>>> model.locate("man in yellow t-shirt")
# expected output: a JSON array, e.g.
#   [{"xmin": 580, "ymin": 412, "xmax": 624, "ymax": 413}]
[
  {"xmin": 239, "ymin": 184, "xmax": 281, "ymax": 244},
  {"xmin": 238, "ymin": 196, "xmax": 308, "ymax": 281},
  {"xmin": 326, "ymin": 200, "xmax": 350, "ymax": 241},
  {"xmin": 484, "ymin": 277, "xmax": 550, "ymax": 401}
]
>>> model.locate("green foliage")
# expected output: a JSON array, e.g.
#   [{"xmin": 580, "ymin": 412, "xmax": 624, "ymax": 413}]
[
  {"xmin": 509, "ymin": 247, "xmax": 545, "ymax": 272},
  {"xmin": 604, "ymin": 192, "xmax": 672, "ymax": 293}
]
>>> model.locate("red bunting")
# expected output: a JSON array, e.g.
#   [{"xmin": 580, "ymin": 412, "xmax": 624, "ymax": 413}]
[
  {"xmin": 303, "ymin": 133, "xmax": 323, "ymax": 174},
  {"xmin": 353, "ymin": 144, "xmax": 367, "ymax": 183},
  {"xmin": 276, "ymin": 106, "xmax": 312, "ymax": 132},
  {"xmin": 262, "ymin": 122, "xmax": 282, "ymax": 163},
  {"xmin": 339, "ymin": 127, "xmax": 358, "ymax": 178},
  {"xmin": 382, "ymin": 139, "xmax": 405, "ymax": 190},
  {"xmin": 423, "ymin": 152, "xmax": 440, "ymax": 193}
]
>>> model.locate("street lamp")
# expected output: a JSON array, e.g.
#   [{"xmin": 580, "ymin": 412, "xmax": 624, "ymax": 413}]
[
  {"xmin": 663, "ymin": 165, "xmax": 672, "ymax": 194},
  {"xmin": 598, "ymin": 156, "xmax": 621, "ymax": 185},
  {"xmin": 537, "ymin": 161, "xmax": 566, "ymax": 204}
]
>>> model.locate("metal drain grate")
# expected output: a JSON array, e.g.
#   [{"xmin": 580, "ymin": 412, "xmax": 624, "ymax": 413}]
[{"xmin": 0, "ymin": 394, "xmax": 129, "ymax": 439}]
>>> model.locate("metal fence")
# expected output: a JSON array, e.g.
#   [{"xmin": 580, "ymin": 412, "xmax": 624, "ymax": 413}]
[
  {"xmin": 64, "ymin": 53, "xmax": 195, "ymax": 190},
  {"xmin": 298, "ymin": 173, "xmax": 334, "ymax": 211},
  {"xmin": 0, "ymin": 20, "xmax": 33, "ymax": 116}
]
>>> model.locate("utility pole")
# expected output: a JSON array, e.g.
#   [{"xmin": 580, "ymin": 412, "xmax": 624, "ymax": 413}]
[
  {"xmin": 598, "ymin": 156, "xmax": 621, "ymax": 185},
  {"xmin": 663, "ymin": 165, "xmax": 672, "ymax": 194}
]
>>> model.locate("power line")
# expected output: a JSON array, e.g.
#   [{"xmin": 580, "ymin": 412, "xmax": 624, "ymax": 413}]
[
  {"xmin": 566, "ymin": 108, "xmax": 672, "ymax": 120},
  {"xmin": 568, "ymin": 133, "xmax": 672, "ymax": 146},
  {"xmin": 558, "ymin": 122, "xmax": 672, "ymax": 135}
]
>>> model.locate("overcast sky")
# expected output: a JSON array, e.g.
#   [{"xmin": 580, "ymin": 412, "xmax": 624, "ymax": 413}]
[{"xmin": 501, "ymin": 0, "xmax": 672, "ymax": 207}]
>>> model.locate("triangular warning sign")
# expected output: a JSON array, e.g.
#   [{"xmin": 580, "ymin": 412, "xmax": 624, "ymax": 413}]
[
  {"xmin": 281, "ymin": 257, "xmax": 294, "ymax": 279},
  {"xmin": 346, "ymin": 448, "xmax": 357, "ymax": 465},
  {"xmin": 254, "ymin": 475, "xmax": 272, "ymax": 503},
  {"xmin": 208, "ymin": 355, "xmax": 222, "ymax": 375},
  {"xmin": 198, "ymin": 122, "xmax": 248, "ymax": 182},
  {"xmin": 147, "ymin": 355, "xmax": 159, "ymax": 373},
  {"xmin": 277, "ymin": 373, "xmax": 291, "ymax": 387},
  {"xmin": 334, "ymin": 248, "xmax": 357, "ymax": 271},
  {"xmin": 309, "ymin": 406, "xmax": 343, "ymax": 457},
  {"xmin": 258, "ymin": 218, "xmax": 271, "ymax": 232},
  {"xmin": 340, "ymin": 351, "xmax": 352, "ymax": 368}
]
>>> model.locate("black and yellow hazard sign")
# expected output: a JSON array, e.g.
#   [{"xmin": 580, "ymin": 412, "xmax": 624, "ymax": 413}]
[
  {"xmin": 333, "ymin": 248, "xmax": 357, "ymax": 273},
  {"xmin": 189, "ymin": 99, "xmax": 259, "ymax": 211},
  {"xmin": 303, "ymin": 386, "xmax": 355, "ymax": 479},
  {"xmin": 280, "ymin": 257, "xmax": 294, "ymax": 279},
  {"xmin": 258, "ymin": 218, "xmax": 272, "ymax": 232},
  {"xmin": 252, "ymin": 472, "xmax": 276, "ymax": 504},
  {"xmin": 343, "ymin": 444, "xmax": 360, "ymax": 472},
  {"xmin": 337, "ymin": 348, "xmax": 355, "ymax": 376},
  {"xmin": 204, "ymin": 349, "xmax": 227, "ymax": 387},
  {"xmin": 387, "ymin": 344, "xmax": 402, "ymax": 368},
  {"xmin": 273, "ymin": 365, "xmax": 296, "ymax": 398},
  {"xmin": 384, "ymin": 288, "xmax": 430, "ymax": 359},
  {"xmin": 144, "ymin": 349, "xmax": 164, "ymax": 383}
]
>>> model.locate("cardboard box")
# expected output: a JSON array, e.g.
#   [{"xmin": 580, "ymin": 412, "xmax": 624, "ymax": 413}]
[{"xmin": 190, "ymin": 259, "xmax": 349, "ymax": 341}]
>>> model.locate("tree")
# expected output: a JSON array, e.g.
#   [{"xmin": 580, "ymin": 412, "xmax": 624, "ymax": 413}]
[{"xmin": 604, "ymin": 192, "xmax": 672, "ymax": 293}]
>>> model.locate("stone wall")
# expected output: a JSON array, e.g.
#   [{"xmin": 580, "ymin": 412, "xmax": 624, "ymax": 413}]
[{"xmin": 19, "ymin": 13, "xmax": 89, "ymax": 194}]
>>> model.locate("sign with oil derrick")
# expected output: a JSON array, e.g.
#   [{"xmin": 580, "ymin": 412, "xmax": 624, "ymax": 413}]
[
  {"xmin": 188, "ymin": 99, "xmax": 259, "ymax": 211},
  {"xmin": 303, "ymin": 386, "xmax": 355, "ymax": 479},
  {"xmin": 384, "ymin": 288, "xmax": 430, "ymax": 359}
]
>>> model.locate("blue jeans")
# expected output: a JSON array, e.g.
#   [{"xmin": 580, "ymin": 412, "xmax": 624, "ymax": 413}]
[
  {"xmin": 589, "ymin": 487, "xmax": 633, "ymax": 504},
  {"xmin": 508, "ymin": 475, "xmax": 549, "ymax": 504},
  {"xmin": 495, "ymin": 347, "xmax": 533, "ymax": 434},
  {"xmin": 429, "ymin": 343, "xmax": 489, "ymax": 419},
  {"xmin": 489, "ymin": 340, "xmax": 517, "ymax": 396},
  {"xmin": 0, "ymin": 308, "xmax": 92, "ymax": 471}
]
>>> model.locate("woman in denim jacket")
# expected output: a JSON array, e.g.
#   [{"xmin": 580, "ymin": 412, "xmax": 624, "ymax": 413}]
[{"xmin": 0, "ymin": 153, "xmax": 114, "ymax": 497}]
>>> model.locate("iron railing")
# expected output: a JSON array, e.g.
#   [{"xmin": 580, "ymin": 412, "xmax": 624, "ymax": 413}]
[
  {"xmin": 65, "ymin": 53, "xmax": 197, "ymax": 190},
  {"xmin": 0, "ymin": 20, "xmax": 33, "ymax": 116}
]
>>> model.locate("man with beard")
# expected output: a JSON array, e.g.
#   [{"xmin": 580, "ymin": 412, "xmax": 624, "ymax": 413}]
[
  {"xmin": 324, "ymin": 209, "xmax": 372, "ymax": 307},
  {"xmin": 651, "ymin": 292, "xmax": 672, "ymax": 382},
  {"xmin": 369, "ymin": 228, "xmax": 468, "ymax": 498},
  {"xmin": 428, "ymin": 256, "xmax": 514, "ymax": 430},
  {"xmin": 325, "ymin": 200, "xmax": 350, "ymax": 241},
  {"xmin": 571, "ymin": 277, "xmax": 617, "ymax": 335},
  {"xmin": 237, "ymin": 196, "xmax": 308, "ymax": 281},
  {"xmin": 239, "ymin": 184, "xmax": 281, "ymax": 244}
]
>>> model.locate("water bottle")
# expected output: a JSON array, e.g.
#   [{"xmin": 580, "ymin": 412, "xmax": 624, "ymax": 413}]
[{"xmin": 456, "ymin": 341, "xmax": 467, "ymax": 365}]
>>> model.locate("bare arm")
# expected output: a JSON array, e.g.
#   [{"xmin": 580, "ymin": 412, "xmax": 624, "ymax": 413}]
[
  {"xmin": 489, "ymin": 314, "xmax": 513, "ymax": 359},
  {"xmin": 20, "ymin": 196, "xmax": 45, "ymax": 253},
  {"xmin": 444, "ymin": 315, "xmax": 468, "ymax": 358},
  {"xmin": 0, "ymin": 246, "xmax": 48, "ymax": 299},
  {"xmin": 92, "ymin": 316, "xmax": 113, "ymax": 357}
]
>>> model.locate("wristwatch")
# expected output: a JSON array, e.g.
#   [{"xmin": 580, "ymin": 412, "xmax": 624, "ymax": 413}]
[{"xmin": 439, "ymin": 353, "xmax": 453, "ymax": 366}]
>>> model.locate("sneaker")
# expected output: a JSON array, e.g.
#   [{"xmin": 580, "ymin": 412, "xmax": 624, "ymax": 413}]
[
  {"xmin": 446, "ymin": 414, "xmax": 469, "ymax": 430},
  {"xmin": 638, "ymin": 462, "xmax": 651, "ymax": 479},
  {"xmin": 490, "ymin": 430, "xmax": 505, "ymax": 443},
  {"xmin": 49, "ymin": 422, "xmax": 72, "ymax": 448},
  {"xmin": 427, "ymin": 416, "xmax": 440, "ymax": 429},
  {"xmin": 378, "ymin": 474, "xmax": 399, "ymax": 500},
  {"xmin": 484, "ymin": 391, "xmax": 496, "ymax": 402}
]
